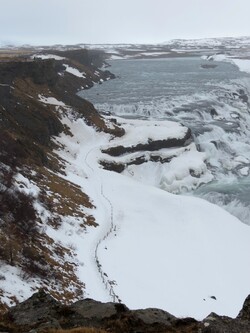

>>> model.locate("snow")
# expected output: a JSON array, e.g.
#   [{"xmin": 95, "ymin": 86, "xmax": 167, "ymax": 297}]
[
  {"xmin": 99, "ymin": 170, "xmax": 250, "ymax": 319},
  {"xmin": 166, "ymin": 36, "xmax": 250, "ymax": 49},
  {"xmin": 101, "ymin": 117, "xmax": 212, "ymax": 193},
  {"xmin": 38, "ymin": 94, "xmax": 66, "ymax": 106},
  {"xmin": 203, "ymin": 53, "xmax": 250, "ymax": 74},
  {"xmin": 63, "ymin": 64, "xmax": 86, "ymax": 78},
  {"xmin": 105, "ymin": 118, "xmax": 188, "ymax": 147},
  {"xmin": 240, "ymin": 167, "xmax": 249, "ymax": 176},
  {"xmin": 109, "ymin": 54, "xmax": 124, "ymax": 60},
  {"xmin": 206, "ymin": 54, "xmax": 229, "ymax": 62},
  {"xmin": 0, "ymin": 83, "xmax": 14, "ymax": 89},
  {"xmin": 15, "ymin": 173, "xmax": 40, "ymax": 197},
  {"xmin": 139, "ymin": 52, "xmax": 171, "ymax": 56},
  {"xmin": 0, "ymin": 263, "xmax": 39, "ymax": 306},
  {"xmin": 231, "ymin": 59, "xmax": 250, "ymax": 74},
  {"xmin": 111, "ymin": 143, "xmax": 213, "ymax": 193},
  {"xmin": 53, "ymin": 116, "xmax": 250, "ymax": 320},
  {"xmin": 32, "ymin": 54, "xmax": 65, "ymax": 60}
]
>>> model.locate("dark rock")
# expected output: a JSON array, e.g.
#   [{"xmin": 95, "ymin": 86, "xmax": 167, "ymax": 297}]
[
  {"xmin": 56, "ymin": 299, "xmax": 130, "ymax": 329},
  {"xmin": 100, "ymin": 153, "xmax": 174, "ymax": 173},
  {"xmin": 102, "ymin": 128, "xmax": 192, "ymax": 157},
  {"xmin": 239, "ymin": 93, "xmax": 248, "ymax": 103},
  {"xmin": 131, "ymin": 308, "xmax": 176, "ymax": 326},
  {"xmin": 210, "ymin": 108, "xmax": 218, "ymax": 117},
  {"xmin": 8, "ymin": 290, "xmax": 61, "ymax": 327},
  {"xmin": 70, "ymin": 298, "xmax": 128, "ymax": 320},
  {"xmin": 202, "ymin": 312, "xmax": 250, "ymax": 333},
  {"xmin": 50, "ymin": 49, "xmax": 108, "ymax": 68},
  {"xmin": 3, "ymin": 292, "xmax": 250, "ymax": 333},
  {"xmin": 231, "ymin": 90, "xmax": 248, "ymax": 103},
  {"xmin": 35, "ymin": 318, "xmax": 61, "ymax": 332},
  {"xmin": 201, "ymin": 64, "xmax": 218, "ymax": 69},
  {"xmin": 100, "ymin": 161, "xmax": 125, "ymax": 173},
  {"xmin": 237, "ymin": 294, "xmax": 250, "ymax": 321},
  {"xmin": 211, "ymin": 140, "xmax": 219, "ymax": 148}
]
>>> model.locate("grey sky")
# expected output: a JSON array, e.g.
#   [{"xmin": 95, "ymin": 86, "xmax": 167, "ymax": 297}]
[{"xmin": 1, "ymin": 0, "xmax": 250, "ymax": 45}]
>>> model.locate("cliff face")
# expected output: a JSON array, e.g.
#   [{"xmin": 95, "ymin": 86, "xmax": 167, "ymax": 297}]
[
  {"xmin": 0, "ymin": 49, "xmax": 124, "ymax": 311},
  {"xmin": 50, "ymin": 48, "xmax": 108, "ymax": 67}
]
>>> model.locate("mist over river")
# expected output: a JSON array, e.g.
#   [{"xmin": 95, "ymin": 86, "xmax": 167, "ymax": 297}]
[{"xmin": 79, "ymin": 57, "xmax": 250, "ymax": 225}]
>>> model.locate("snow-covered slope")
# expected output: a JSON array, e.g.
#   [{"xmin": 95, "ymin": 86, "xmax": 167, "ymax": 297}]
[
  {"xmin": 0, "ymin": 51, "xmax": 118, "ymax": 310},
  {"xmin": 53, "ymin": 114, "xmax": 250, "ymax": 320}
]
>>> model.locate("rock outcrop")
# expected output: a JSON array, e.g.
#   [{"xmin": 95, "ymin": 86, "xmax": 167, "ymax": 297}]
[
  {"xmin": 102, "ymin": 128, "xmax": 192, "ymax": 157},
  {"xmin": 1, "ymin": 291, "xmax": 250, "ymax": 333}
]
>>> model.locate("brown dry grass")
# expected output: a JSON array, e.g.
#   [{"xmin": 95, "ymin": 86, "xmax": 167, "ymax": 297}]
[
  {"xmin": 13, "ymin": 77, "xmax": 68, "ymax": 124},
  {"xmin": 14, "ymin": 77, "xmax": 52, "ymax": 98},
  {"xmin": 34, "ymin": 164, "xmax": 96, "ymax": 227},
  {"xmin": 28, "ymin": 232, "xmax": 85, "ymax": 304},
  {"xmin": 13, "ymin": 76, "xmax": 97, "ymax": 227},
  {"xmin": 0, "ymin": 50, "xmax": 34, "ymax": 62}
]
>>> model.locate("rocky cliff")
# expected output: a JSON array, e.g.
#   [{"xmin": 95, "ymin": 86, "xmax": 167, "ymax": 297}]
[{"xmin": 1, "ymin": 290, "xmax": 250, "ymax": 333}]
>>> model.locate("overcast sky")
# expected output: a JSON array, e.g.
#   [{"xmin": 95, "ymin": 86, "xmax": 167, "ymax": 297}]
[{"xmin": 1, "ymin": 0, "xmax": 250, "ymax": 45}]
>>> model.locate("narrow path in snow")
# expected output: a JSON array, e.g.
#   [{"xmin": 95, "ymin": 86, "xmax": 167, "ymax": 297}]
[{"xmin": 85, "ymin": 148, "xmax": 121, "ymax": 303}]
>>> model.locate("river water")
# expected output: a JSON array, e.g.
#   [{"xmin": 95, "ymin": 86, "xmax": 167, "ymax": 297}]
[{"xmin": 79, "ymin": 57, "xmax": 250, "ymax": 225}]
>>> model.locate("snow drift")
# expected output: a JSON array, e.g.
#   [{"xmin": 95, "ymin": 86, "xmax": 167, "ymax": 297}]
[{"xmin": 54, "ymin": 114, "xmax": 250, "ymax": 320}]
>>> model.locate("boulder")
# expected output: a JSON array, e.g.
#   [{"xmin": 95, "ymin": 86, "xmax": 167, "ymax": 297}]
[
  {"xmin": 8, "ymin": 289, "xmax": 61, "ymax": 326},
  {"xmin": 69, "ymin": 298, "xmax": 128, "ymax": 327},
  {"xmin": 131, "ymin": 308, "xmax": 176, "ymax": 326},
  {"xmin": 4, "ymin": 292, "xmax": 250, "ymax": 333}
]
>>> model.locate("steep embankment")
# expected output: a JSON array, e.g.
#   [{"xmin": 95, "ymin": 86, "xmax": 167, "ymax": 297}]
[{"xmin": 0, "ymin": 49, "xmax": 123, "ymax": 311}]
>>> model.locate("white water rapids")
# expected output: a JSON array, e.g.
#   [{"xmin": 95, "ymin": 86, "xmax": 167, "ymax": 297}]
[{"xmin": 80, "ymin": 57, "xmax": 250, "ymax": 225}]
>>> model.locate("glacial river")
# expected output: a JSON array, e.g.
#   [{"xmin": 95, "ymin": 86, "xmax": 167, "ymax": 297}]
[{"xmin": 80, "ymin": 57, "xmax": 250, "ymax": 225}]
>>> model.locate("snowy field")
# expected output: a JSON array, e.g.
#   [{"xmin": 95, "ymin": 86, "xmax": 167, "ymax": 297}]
[{"xmin": 53, "ymin": 114, "xmax": 250, "ymax": 320}]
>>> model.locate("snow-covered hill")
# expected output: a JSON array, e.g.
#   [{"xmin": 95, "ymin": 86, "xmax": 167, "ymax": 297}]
[
  {"xmin": 83, "ymin": 36, "xmax": 250, "ymax": 60},
  {"xmin": 2, "ymin": 35, "xmax": 250, "ymax": 61},
  {"xmin": 51, "ymin": 111, "xmax": 250, "ymax": 320}
]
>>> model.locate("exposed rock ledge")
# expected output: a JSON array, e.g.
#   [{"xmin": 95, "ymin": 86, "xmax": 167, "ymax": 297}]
[
  {"xmin": 1, "ymin": 290, "xmax": 250, "ymax": 333},
  {"xmin": 100, "ymin": 127, "xmax": 192, "ymax": 173},
  {"xmin": 102, "ymin": 128, "xmax": 192, "ymax": 157}
]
